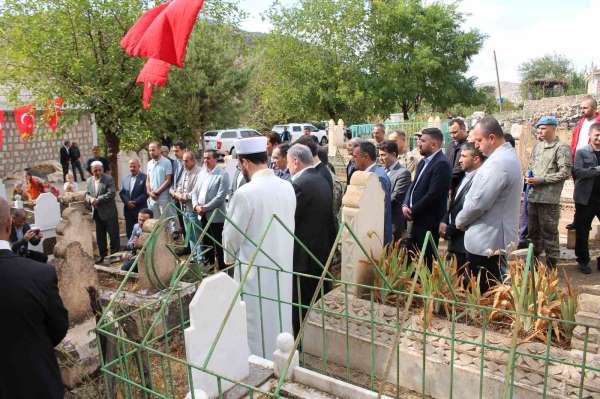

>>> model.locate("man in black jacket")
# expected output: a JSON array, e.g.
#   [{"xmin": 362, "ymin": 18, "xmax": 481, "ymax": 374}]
[
  {"xmin": 446, "ymin": 119, "xmax": 468, "ymax": 195},
  {"xmin": 59, "ymin": 140, "xmax": 71, "ymax": 183},
  {"xmin": 0, "ymin": 197, "xmax": 69, "ymax": 399},
  {"xmin": 119, "ymin": 159, "xmax": 148, "ymax": 239},
  {"xmin": 295, "ymin": 135, "xmax": 333, "ymax": 191},
  {"xmin": 439, "ymin": 143, "xmax": 485, "ymax": 270},
  {"xmin": 402, "ymin": 128, "xmax": 452, "ymax": 267},
  {"xmin": 69, "ymin": 141, "xmax": 85, "ymax": 182},
  {"xmin": 288, "ymin": 143, "xmax": 335, "ymax": 337},
  {"xmin": 85, "ymin": 145, "xmax": 110, "ymax": 174},
  {"xmin": 9, "ymin": 208, "xmax": 47, "ymax": 263}
]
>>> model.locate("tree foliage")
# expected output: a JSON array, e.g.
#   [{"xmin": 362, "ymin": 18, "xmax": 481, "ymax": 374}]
[
  {"xmin": 249, "ymin": 0, "xmax": 484, "ymax": 126},
  {"xmin": 519, "ymin": 54, "xmax": 587, "ymax": 99},
  {"xmin": 0, "ymin": 0, "xmax": 249, "ymax": 178},
  {"xmin": 367, "ymin": 0, "xmax": 484, "ymax": 118},
  {"xmin": 245, "ymin": 0, "xmax": 370, "ymax": 128}
]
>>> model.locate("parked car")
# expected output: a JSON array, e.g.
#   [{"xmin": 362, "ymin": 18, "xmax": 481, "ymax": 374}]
[
  {"xmin": 202, "ymin": 128, "xmax": 260, "ymax": 157},
  {"xmin": 271, "ymin": 123, "xmax": 328, "ymax": 145}
]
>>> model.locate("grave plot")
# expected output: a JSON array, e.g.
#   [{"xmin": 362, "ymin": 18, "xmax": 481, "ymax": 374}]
[{"xmin": 92, "ymin": 172, "xmax": 599, "ymax": 399}]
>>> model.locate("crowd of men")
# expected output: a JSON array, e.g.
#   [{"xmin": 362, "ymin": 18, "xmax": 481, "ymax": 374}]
[{"xmin": 2, "ymin": 95, "xmax": 599, "ymax": 397}]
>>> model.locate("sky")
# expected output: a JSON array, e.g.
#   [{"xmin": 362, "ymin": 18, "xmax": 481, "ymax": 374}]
[{"xmin": 238, "ymin": 0, "xmax": 599, "ymax": 84}]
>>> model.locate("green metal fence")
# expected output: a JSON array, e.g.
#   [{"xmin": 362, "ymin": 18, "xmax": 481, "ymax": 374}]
[{"xmin": 95, "ymin": 205, "xmax": 595, "ymax": 399}]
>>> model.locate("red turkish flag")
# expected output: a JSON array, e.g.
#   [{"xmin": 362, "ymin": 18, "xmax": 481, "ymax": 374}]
[
  {"xmin": 0, "ymin": 110, "xmax": 3, "ymax": 148},
  {"xmin": 121, "ymin": 0, "xmax": 204, "ymax": 68},
  {"xmin": 14, "ymin": 104, "xmax": 35, "ymax": 142},
  {"xmin": 136, "ymin": 58, "xmax": 171, "ymax": 109},
  {"xmin": 44, "ymin": 96, "xmax": 64, "ymax": 132}
]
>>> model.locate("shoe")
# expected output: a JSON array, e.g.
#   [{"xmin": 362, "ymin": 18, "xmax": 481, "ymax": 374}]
[
  {"xmin": 579, "ymin": 262, "xmax": 592, "ymax": 274},
  {"xmin": 597, "ymin": 256, "xmax": 600, "ymax": 271},
  {"xmin": 566, "ymin": 223, "xmax": 575, "ymax": 230},
  {"xmin": 95, "ymin": 256, "xmax": 105, "ymax": 265}
]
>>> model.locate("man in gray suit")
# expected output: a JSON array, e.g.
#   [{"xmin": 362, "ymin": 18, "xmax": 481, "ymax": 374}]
[
  {"xmin": 440, "ymin": 143, "xmax": 485, "ymax": 269},
  {"xmin": 573, "ymin": 123, "xmax": 600, "ymax": 274},
  {"xmin": 192, "ymin": 150, "xmax": 230, "ymax": 270},
  {"xmin": 86, "ymin": 161, "xmax": 120, "ymax": 263},
  {"xmin": 171, "ymin": 151, "xmax": 202, "ymax": 255},
  {"xmin": 378, "ymin": 140, "xmax": 411, "ymax": 241},
  {"xmin": 456, "ymin": 117, "xmax": 522, "ymax": 292}
]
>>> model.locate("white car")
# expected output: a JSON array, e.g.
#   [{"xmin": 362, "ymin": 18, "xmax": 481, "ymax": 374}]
[
  {"xmin": 202, "ymin": 128, "xmax": 260, "ymax": 157},
  {"xmin": 272, "ymin": 123, "xmax": 328, "ymax": 145}
]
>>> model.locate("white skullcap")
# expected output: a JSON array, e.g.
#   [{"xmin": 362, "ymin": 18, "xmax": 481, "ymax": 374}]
[
  {"xmin": 236, "ymin": 136, "xmax": 267, "ymax": 155},
  {"xmin": 91, "ymin": 161, "xmax": 104, "ymax": 169}
]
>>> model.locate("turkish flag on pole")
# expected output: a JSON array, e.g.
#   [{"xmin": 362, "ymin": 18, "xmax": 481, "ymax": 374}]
[
  {"xmin": 0, "ymin": 110, "xmax": 4, "ymax": 148},
  {"xmin": 14, "ymin": 104, "xmax": 35, "ymax": 142},
  {"xmin": 136, "ymin": 58, "xmax": 171, "ymax": 109},
  {"xmin": 121, "ymin": 0, "xmax": 205, "ymax": 68}
]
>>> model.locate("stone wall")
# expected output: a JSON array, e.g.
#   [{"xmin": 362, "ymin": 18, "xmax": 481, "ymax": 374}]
[
  {"xmin": 522, "ymin": 94, "xmax": 600, "ymax": 125},
  {"xmin": 0, "ymin": 111, "xmax": 95, "ymax": 178}
]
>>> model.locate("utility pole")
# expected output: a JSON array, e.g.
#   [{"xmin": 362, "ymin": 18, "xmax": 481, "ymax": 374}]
[{"xmin": 494, "ymin": 50, "xmax": 503, "ymax": 112}]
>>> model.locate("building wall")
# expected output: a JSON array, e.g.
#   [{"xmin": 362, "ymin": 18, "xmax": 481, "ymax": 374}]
[{"xmin": 0, "ymin": 112, "xmax": 94, "ymax": 178}]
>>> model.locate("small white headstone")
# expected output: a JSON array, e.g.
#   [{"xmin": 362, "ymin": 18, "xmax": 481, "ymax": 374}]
[
  {"xmin": 34, "ymin": 192, "xmax": 61, "ymax": 229},
  {"xmin": 184, "ymin": 272, "xmax": 250, "ymax": 399},
  {"xmin": 273, "ymin": 332, "xmax": 298, "ymax": 381},
  {"xmin": 0, "ymin": 179, "xmax": 6, "ymax": 200}
]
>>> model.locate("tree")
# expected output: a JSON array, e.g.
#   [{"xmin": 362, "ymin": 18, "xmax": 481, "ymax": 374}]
[
  {"xmin": 146, "ymin": 20, "xmax": 253, "ymax": 147},
  {"xmin": 366, "ymin": 0, "xmax": 485, "ymax": 119},
  {"xmin": 518, "ymin": 54, "xmax": 587, "ymax": 99},
  {"xmin": 0, "ymin": 0, "xmax": 248, "ymax": 180},
  {"xmin": 246, "ymin": 0, "xmax": 371, "ymax": 127}
]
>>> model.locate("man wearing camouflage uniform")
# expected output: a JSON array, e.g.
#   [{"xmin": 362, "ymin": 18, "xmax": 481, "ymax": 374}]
[{"xmin": 526, "ymin": 116, "xmax": 572, "ymax": 268}]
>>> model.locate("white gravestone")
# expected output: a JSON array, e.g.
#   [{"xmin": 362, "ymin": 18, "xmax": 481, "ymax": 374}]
[
  {"xmin": 184, "ymin": 272, "xmax": 250, "ymax": 399},
  {"xmin": 34, "ymin": 193, "xmax": 61, "ymax": 230},
  {"xmin": 0, "ymin": 179, "xmax": 6, "ymax": 200}
]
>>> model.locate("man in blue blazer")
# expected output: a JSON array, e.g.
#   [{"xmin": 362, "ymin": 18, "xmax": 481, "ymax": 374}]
[
  {"xmin": 402, "ymin": 128, "xmax": 452, "ymax": 267},
  {"xmin": 352, "ymin": 141, "xmax": 393, "ymax": 244},
  {"xmin": 119, "ymin": 159, "xmax": 148, "ymax": 239}
]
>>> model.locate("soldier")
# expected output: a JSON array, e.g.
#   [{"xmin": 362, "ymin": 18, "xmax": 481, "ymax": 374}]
[{"xmin": 525, "ymin": 116, "xmax": 572, "ymax": 268}]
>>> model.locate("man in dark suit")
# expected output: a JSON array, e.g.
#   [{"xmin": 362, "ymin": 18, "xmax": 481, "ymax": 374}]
[
  {"xmin": 353, "ymin": 141, "xmax": 393, "ymax": 244},
  {"xmin": 287, "ymin": 144, "xmax": 335, "ymax": 337},
  {"xmin": 86, "ymin": 161, "xmax": 120, "ymax": 263},
  {"xmin": 402, "ymin": 128, "xmax": 452, "ymax": 267},
  {"xmin": 295, "ymin": 135, "xmax": 333, "ymax": 191},
  {"xmin": 439, "ymin": 143, "xmax": 485, "ymax": 269},
  {"xmin": 119, "ymin": 159, "xmax": 148, "ymax": 239},
  {"xmin": 0, "ymin": 197, "xmax": 69, "ymax": 399},
  {"xmin": 446, "ymin": 119, "xmax": 468, "ymax": 195},
  {"xmin": 69, "ymin": 141, "xmax": 85, "ymax": 182},
  {"xmin": 378, "ymin": 140, "xmax": 411, "ymax": 241},
  {"xmin": 9, "ymin": 208, "xmax": 48, "ymax": 263},
  {"xmin": 59, "ymin": 140, "xmax": 71, "ymax": 183}
]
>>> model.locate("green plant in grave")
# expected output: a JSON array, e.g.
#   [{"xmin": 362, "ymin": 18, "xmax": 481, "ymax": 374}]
[
  {"xmin": 458, "ymin": 271, "xmax": 483, "ymax": 324},
  {"xmin": 418, "ymin": 265, "xmax": 434, "ymax": 330},
  {"xmin": 559, "ymin": 270, "xmax": 577, "ymax": 341},
  {"xmin": 372, "ymin": 241, "xmax": 415, "ymax": 305}
]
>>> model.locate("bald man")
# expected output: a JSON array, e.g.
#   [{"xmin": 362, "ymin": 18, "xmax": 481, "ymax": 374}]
[
  {"xmin": 0, "ymin": 198, "xmax": 68, "ymax": 398},
  {"xmin": 119, "ymin": 159, "xmax": 148, "ymax": 239}
]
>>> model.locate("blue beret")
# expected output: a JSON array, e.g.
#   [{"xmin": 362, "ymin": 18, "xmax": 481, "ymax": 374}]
[{"xmin": 535, "ymin": 116, "xmax": 558, "ymax": 128}]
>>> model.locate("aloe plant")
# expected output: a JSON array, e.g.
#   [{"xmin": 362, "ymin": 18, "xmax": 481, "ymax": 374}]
[{"xmin": 372, "ymin": 241, "xmax": 415, "ymax": 305}]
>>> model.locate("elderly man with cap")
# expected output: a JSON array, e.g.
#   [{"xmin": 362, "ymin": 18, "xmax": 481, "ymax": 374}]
[
  {"xmin": 525, "ymin": 116, "xmax": 571, "ymax": 268},
  {"xmin": 86, "ymin": 160, "xmax": 120, "ymax": 264},
  {"xmin": 223, "ymin": 136, "xmax": 296, "ymax": 359}
]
